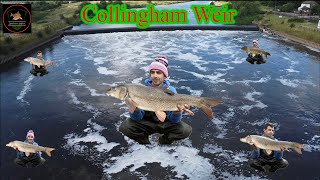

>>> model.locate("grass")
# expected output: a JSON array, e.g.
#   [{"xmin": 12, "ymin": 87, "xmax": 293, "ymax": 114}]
[{"xmin": 258, "ymin": 14, "xmax": 320, "ymax": 44}]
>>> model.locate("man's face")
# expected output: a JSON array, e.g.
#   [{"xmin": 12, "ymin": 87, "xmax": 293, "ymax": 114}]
[
  {"xmin": 263, "ymin": 126, "xmax": 274, "ymax": 138},
  {"xmin": 37, "ymin": 52, "xmax": 42, "ymax": 58},
  {"xmin": 150, "ymin": 70, "xmax": 165, "ymax": 87},
  {"xmin": 27, "ymin": 135, "xmax": 34, "ymax": 143},
  {"xmin": 253, "ymin": 42, "xmax": 258, "ymax": 47}
]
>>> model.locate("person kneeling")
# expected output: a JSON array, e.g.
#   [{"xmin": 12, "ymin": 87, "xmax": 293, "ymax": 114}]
[{"xmin": 14, "ymin": 130, "xmax": 45, "ymax": 168}]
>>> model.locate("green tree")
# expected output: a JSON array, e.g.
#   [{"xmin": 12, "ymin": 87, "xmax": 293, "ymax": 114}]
[
  {"xmin": 311, "ymin": 4, "xmax": 320, "ymax": 15},
  {"xmin": 280, "ymin": 3, "xmax": 295, "ymax": 12},
  {"xmin": 229, "ymin": 1, "xmax": 263, "ymax": 24}
]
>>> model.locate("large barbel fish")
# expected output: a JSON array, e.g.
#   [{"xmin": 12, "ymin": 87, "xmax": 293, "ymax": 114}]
[
  {"xmin": 241, "ymin": 46, "xmax": 271, "ymax": 58},
  {"xmin": 6, "ymin": 140, "xmax": 55, "ymax": 157},
  {"xmin": 24, "ymin": 57, "xmax": 56, "ymax": 68},
  {"xmin": 106, "ymin": 84, "xmax": 223, "ymax": 120},
  {"xmin": 240, "ymin": 135, "xmax": 304, "ymax": 154}
]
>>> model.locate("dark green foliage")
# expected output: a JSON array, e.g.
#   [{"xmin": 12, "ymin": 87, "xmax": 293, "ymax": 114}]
[
  {"xmin": 279, "ymin": 3, "xmax": 295, "ymax": 12},
  {"xmin": 5, "ymin": 36, "xmax": 13, "ymax": 44},
  {"xmin": 36, "ymin": 31, "xmax": 43, "ymax": 38},
  {"xmin": 229, "ymin": 1, "xmax": 263, "ymax": 24},
  {"xmin": 288, "ymin": 18, "xmax": 304, "ymax": 23},
  {"xmin": 290, "ymin": 23, "xmax": 295, "ymax": 28}
]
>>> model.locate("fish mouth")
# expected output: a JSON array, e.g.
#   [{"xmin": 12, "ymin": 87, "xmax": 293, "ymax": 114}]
[
  {"xmin": 6, "ymin": 143, "xmax": 11, "ymax": 147},
  {"xmin": 240, "ymin": 138, "xmax": 246, "ymax": 143}
]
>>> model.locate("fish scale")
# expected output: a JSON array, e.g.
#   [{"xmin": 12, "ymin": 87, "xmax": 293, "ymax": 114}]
[
  {"xmin": 106, "ymin": 84, "xmax": 223, "ymax": 119},
  {"xmin": 240, "ymin": 135, "xmax": 304, "ymax": 154}
]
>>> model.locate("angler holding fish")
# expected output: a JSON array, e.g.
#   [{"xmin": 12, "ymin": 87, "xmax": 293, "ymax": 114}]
[
  {"xmin": 25, "ymin": 51, "xmax": 55, "ymax": 76},
  {"xmin": 106, "ymin": 56, "xmax": 223, "ymax": 145},
  {"xmin": 241, "ymin": 39, "xmax": 271, "ymax": 64},
  {"xmin": 240, "ymin": 123, "xmax": 304, "ymax": 172},
  {"xmin": 6, "ymin": 130, "xmax": 55, "ymax": 168}
]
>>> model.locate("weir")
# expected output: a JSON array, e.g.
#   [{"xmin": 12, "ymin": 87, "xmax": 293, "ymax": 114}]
[{"xmin": 63, "ymin": 25, "xmax": 259, "ymax": 36}]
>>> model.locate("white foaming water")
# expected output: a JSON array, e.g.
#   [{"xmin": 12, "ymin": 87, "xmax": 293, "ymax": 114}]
[
  {"xmin": 250, "ymin": 118, "xmax": 280, "ymax": 131},
  {"xmin": 276, "ymin": 77, "xmax": 299, "ymax": 88},
  {"xmin": 103, "ymin": 143, "xmax": 215, "ymax": 179},
  {"xmin": 97, "ymin": 66, "xmax": 119, "ymax": 76},
  {"xmin": 211, "ymin": 117, "xmax": 228, "ymax": 139},
  {"xmin": 304, "ymin": 135, "xmax": 320, "ymax": 152},
  {"xmin": 16, "ymin": 75, "xmax": 34, "ymax": 105},
  {"xmin": 285, "ymin": 68, "xmax": 300, "ymax": 73},
  {"xmin": 131, "ymin": 77, "xmax": 143, "ymax": 85},
  {"xmin": 176, "ymin": 69, "xmax": 228, "ymax": 84},
  {"xmin": 72, "ymin": 64, "xmax": 81, "ymax": 74},
  {"xmin": 64, "ymin": 119, "xmax": 120, "ymax": 154},
  {"xmin": 234, "ymin": 76, "xmax": 271, "ymax": 86},
  {"xmin": 179, "ymin": 86, "xmax": 203, "ymax": 96},
  {"xmin": 287, "ymin": 93, "xmax": 299, "ymax": 99},
  {"xmin": 70, "ymin": 79, "xmax": 105, "ymax": 96},
  {"xmin": 203, "ymin": 144, "xmax": 249, "ymax": 164},
  {"xmin": 101, "ymin": 82, "xmax": 126, "ymax": 86},
  {"xmin": 68, "ymin": 91, "xmax": 101, "ymax": 118},
  {"xmin": 230, "ymin": 57, "xmax": 245, "ymax": 64},
  {"xmin": 240, "ymin": 91, "xmax": 267, "ymax": 112},
  {"xmin": 176, "ymin": 52, "xmax": 209, "ymax": 72},
  {"xmin": 65, "ymin": 91, "xmax": 119, "ymax": 155}
]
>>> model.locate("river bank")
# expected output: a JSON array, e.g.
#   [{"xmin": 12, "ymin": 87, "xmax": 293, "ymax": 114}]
[
  {"xmin": 256, "ymin": 22, "xmax": 320, "ymax": 51},
  {"xmin": 0, "ymin": 26, "xmax": 73, "ymax": 66}
]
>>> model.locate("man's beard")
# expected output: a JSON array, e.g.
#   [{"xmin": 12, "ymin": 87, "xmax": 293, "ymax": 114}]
[{"xmin": 152, "ymin": 78, "xmax": 162, "ymax": 86}]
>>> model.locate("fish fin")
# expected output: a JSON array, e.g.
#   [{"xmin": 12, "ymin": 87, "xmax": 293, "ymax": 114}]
[
  {"xmin": 25, "ymin": 152, "xmax": 30, "ymax": 157},
  {"xmin": 162, "ymin": 89, "xmax": 175, "ymax": 96},
  {"xmin": 201, "ymin": 98, "xmax": 223, "ymax": 107},
  {"xmin": 155, "ymin": 111, "xmax": 166, "ymax": 122},
  {"xmin": 199, "ymin": 98, "xmax": 223, "ymax": 119},
  {"xmin": 125, "ymin": 98, "xmax": 138, "ymax": 113},
  {"xmin": 200, "ymin": 106, "xmax": 214, "ymax": 119},
  {"xmin": 45, "ymin": 147, "xmax": 55, "ymax": 157},
  {"xmin": 292, "ymin": 143, "xmax": 304, "ymax": 154},
  {"xmin": 266, "ymin": 52, "xmax": 271, "ymax": 58}
]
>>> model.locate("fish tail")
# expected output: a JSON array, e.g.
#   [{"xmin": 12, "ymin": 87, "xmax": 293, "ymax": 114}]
[
  {"xmin": 199, "ymin": 98, "xmax": 223, "ymax": 119},
  {"xmin": 266, "ymin": 52, "xmax": 271, "ymax": 58},
  {"xmin": 45, "ymin": 147, "xmax": 55, "ymax": 157},
  {"xmin": 292, "ymin": 143, "xmax": 304, "ymax": 154}
]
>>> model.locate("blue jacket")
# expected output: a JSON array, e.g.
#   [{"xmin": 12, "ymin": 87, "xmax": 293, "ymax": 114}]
[
  {"xmin": 251, "ymin": 136, "xmax": 283, "ymax": 160},
  {"xmin": 17, "ymin": 140, "xmax": 42, "ymax": 158},
  {"xmin": 129, "ymin": 79, "xmax": 182, "ymax": 123}
]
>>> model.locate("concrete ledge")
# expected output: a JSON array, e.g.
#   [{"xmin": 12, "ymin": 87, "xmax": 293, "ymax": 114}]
[{"xmin": 64, "ymin": 25, "xmax": 259, "ymax": 36}]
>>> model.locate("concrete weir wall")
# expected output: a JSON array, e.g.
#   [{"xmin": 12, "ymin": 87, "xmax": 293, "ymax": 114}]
[
  {"xmin": 1, "ymin": 25, "xmax": 259, "ymax": 66},
  {"xmin": 64, "ymin": 25, "xmax": 259, "ymax": 36}
]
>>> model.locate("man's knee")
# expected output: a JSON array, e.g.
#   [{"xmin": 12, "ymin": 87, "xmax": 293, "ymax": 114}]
[
  {"xmin": 180, "ymin": 122, "xmax": 192, "ymax": 138},
  {"xmin": 278, "ymin": 159, "xmax": 289, "ymax": 168},
  {"xmin": 119, "ymin": 119, "xmax": 139, "ymax": 137},
  {"xmin": 119, "ymin": 119, "xmax": 131, "ymax": 135},
  {"xmin": 14, "ymin": 158, "xmax": 26, "ymax": 167}
]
